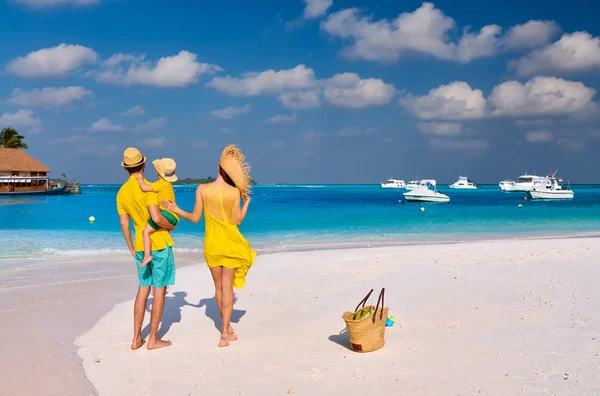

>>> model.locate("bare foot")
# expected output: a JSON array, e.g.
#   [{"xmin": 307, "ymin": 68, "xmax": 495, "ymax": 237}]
[
  {"xmin": 147, "ymin": 339, "xmax": 172, "ymax": 350},
  {"xmin": 131, "ymin": 339, "xmax": 145, "ymax": 350},
  {"xmin": 218, "ymin": 334, "xmax": 230, "ymax": 348},
  {"xmin": 140, "ymin": 255, "xmax": 152, "ymax": 268},
  {"xmin": 228, "ymin": 327, "xmax": 238, "ymax": 341}
]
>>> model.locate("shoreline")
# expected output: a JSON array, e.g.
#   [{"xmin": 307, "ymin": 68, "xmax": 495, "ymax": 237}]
[{"xmin": 3, "ymin": 230, "xmax": 600, "ymax": 263}]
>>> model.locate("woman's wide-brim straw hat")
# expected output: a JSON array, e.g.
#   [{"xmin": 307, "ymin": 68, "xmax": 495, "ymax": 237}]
[{"xmin": 219, "ymin": 144, "xmax": 251, "ymax": 199}]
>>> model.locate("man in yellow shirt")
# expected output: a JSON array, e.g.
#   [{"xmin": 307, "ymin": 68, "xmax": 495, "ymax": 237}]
[{"xmin": 116, "ymin": 147, "xmax": 176, "ymax": 351}]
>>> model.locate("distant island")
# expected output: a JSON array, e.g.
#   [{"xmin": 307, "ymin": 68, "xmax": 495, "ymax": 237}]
[{"xmin": 175, "ymin": 177, "xmax": 258, "ymax": 185}]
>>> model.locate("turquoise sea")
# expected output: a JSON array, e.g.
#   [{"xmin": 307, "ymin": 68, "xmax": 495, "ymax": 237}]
[{"xmin": 1, "ymin": 184, "xmax": 600, "ymax": 261}]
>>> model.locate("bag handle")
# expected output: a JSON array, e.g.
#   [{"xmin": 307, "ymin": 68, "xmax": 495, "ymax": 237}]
[
  {"xmin": 372, "ymin": 288, "xmax": 385, "ymax": 324},
  {"xmin": 354, "ymin": 289, "xmax": 374, "ymax": 312}
]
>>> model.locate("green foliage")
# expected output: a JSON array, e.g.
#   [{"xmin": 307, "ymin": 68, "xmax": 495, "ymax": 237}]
[{"xmin": 0, "ymin": 127, "xmax": 28, "ymax": 149}]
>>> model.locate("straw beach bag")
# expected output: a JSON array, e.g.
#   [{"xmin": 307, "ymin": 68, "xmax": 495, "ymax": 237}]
[{"xmin": 342, "ymin": 288, "xmax": 388, "ymax": 353}]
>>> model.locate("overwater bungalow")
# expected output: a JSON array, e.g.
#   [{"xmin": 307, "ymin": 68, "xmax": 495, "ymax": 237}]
[{"xmin": 0, "ymin": 148, "xmax": 65, "ymax": 195}]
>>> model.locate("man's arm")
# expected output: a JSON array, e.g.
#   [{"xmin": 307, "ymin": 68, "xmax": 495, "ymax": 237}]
[
  {"xmin": 148, "ymin": 204, "xmax": 176, "ymax": 231},
  {"xmin": 119, "ymin": 214, "xmax": 135, "ymax": 256}
]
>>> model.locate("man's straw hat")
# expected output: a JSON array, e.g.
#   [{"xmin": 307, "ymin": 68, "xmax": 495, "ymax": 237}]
[
  {"xmin": 152, "ymin": 158, "xmax": 178, "ymax": 183},
  {"xmin": 121, "ymin": 147, "xmax": 146, "ymax": 168},
  {"xmin": 219, "ymin": 144, "xmax": 251, "ymax": 199}
]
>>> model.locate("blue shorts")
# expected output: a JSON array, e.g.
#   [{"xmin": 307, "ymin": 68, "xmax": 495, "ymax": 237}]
[{"xmin": 135, "ymin": 244, "xmax": 175, "ymax": 288}]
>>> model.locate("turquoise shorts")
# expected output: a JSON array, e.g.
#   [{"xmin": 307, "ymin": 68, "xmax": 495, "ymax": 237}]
[
  {"xmin": 148, "ymin": 210, "xmax": 179, "ymax": 231},
  {"xmin": 135, "ymin": 244, "xmax": 175, "ymax": 288}
]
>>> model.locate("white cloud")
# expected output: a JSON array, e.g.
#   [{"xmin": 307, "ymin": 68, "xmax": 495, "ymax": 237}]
[
  {"xmin": 95, "ymin": 51, "xmax": 221, "ymax": 88},
  {"xmin": 6, "ymin": 44, "xmax": 97, "ymax": 79},
  {"xmin": 525, "ymin": 129, "xmax": 554, "ymax": 143},
  {"xmin": 277, "ymin": 91, "xmax": 321, "ymax": 109},
  {"xmin": 489, "ymin": 77, "xmax": 597, "ymax": 117},
  {"xmin": 417, "ymin": 121, "xmax": 462, "ymax": 136},
  {"xmin": 557, "ymin": 138, "xmax": 585, "ymax": 152},
  {"xmin": 266, "ymin": 113, "xmax": 298, "ymax": 124},
  {"xmin": 510, "ymin": 32, "xmax": 600, "ymax": 75},
  {"xmin": 399, "ymin": 82, "xmax": 487, "ymax": 120},
  {"xmin": 322, "ymin": 3, "xmax": 559, "ymax": 64},
  {"xmin": 8, "ymin": 86, "xmax": 92, "ymax": 109},
  {"xmin": 303, "ymin": 0, "xmax": 333, "ymax": 19},
  {"xmin": 502, "ymin": 20, "xmax": 560, "ymax": 50},
  {"xmin": 134, "ymin": 117, "xmax": 167, "ymax": 133},
  {"xmin": 89, "ymin": 117, "xmax": 123, "ymax": 132},
  {"xmin": 401, "ymin": 77, "xmax": 597, "ymax": 120},
  {"xmin": 12, "ymin": 0, "xmax": 99, "ymax": 8},
  {"xmin": 207, "ymin": 65, "xmax": 315, "ymax": 96},
  {"xmin": 0, "ymin": 109, "xmax": 43, "ymax": 133},
  {"xmin": 323, "ymin": 73, "xmax": 396, "ymax": 108},
  {"xmin": 514, "ymin": 119, "xmax": 552, "ymax": 127},
  {"xmin": 209, "ymin": 104, "xmax": 251, "ymax": 120},
  {"xmin": 208, "ymin": 65, "xmax": 396, "ymax": 110},
  {"xmin": 121, "ymin": 105, "xmax": 145, "ymax": 116},
  {"xmin": 429, "ymin": 138, "xmax": 489, "ymax": 151},
  {"xmin": 143, "ymin": 137, "xmax": 167, "ymax": 148},
  {"xmin": 338, "ymin": 127, "xmax": 377, "ymax": 137}
]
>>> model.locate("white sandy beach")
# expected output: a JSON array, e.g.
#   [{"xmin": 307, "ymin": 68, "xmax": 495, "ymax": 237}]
[{"xmin": 69, "ymin": 238, "xmax": 600, "ymax": 396}]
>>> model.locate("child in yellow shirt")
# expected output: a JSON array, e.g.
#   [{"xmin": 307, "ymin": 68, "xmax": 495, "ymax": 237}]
[{"xmin": 136, "ymin": 158, "xmax": 179, "ymax": 268}]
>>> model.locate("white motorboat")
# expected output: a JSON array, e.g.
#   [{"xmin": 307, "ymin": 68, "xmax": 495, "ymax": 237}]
[
  {"xmin": 449, "ymin": 176, "xmax": 477, "ymax": 189},
  {"xmin": 403, "ymin": 180, "xmax": 450, "ymax": 202},
  {"xmin": 404, "ymin": 180, "xmax": 433, "ymax": 190},
  {"xmin": 381, "ymin": 178, "xmax": 406, "ymax": 189},
  {"xmin": 499, "ymin": 173, "xmax": 546, "ymax": 192},
  {"xmin": 527, "ymin": 174, "xmax": 574, "ymax": 200}
]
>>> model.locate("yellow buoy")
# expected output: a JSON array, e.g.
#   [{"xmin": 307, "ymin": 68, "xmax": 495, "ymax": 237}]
[
  {"xmin": 518, "ymin": 204, "xmax": 522, "ymax": 208},
  {"xmin": 420, "ymin": 207, "xmax": 425, "ymax": 212},
  {"xmin": 89, "ymin": 216, "xmax": 96, "ymax": 223}
]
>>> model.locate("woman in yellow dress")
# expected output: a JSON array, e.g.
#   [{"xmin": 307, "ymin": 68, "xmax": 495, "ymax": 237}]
[{"xmin": 162, "ymin": 145, "xmax": 255, "ymax": 347}]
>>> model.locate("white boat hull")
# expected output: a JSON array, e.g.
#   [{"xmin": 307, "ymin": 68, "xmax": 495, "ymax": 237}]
[
  {"xmin": 500, "ymin": 183, "xmax": 532, "ymax": 192},
  {"xmin": 527, "ymin": 190, "xmax": 574, "ymax": 199},
  {"xmin": 403, "ymin": 191, "xmax": 450, "ymax": 202},
  {"xmin": 449, "ymin": 184, "xmax": 477, "ymax": 189},
  {"xmin": 381, "ymin": 184, "xmax": 405, "ymax": 189}
]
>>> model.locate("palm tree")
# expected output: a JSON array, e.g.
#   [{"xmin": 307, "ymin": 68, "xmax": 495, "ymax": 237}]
[{"xmin": 0, "ymin": 127, "xmax": 28, "ymax": 149}]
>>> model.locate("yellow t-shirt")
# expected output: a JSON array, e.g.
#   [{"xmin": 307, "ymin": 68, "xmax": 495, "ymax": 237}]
[
  {"xmin": 150, "ymin": 179, "xmax": 179, "ymax": 221},
  {"xmin": 116, "ymin": 175, "xmax": 174, "ymax": 252}
]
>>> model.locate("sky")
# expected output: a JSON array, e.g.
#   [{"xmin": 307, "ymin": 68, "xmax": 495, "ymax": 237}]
[{"xmin": 1, "ymin": 0, "xmax": 599, "ymax": 184}]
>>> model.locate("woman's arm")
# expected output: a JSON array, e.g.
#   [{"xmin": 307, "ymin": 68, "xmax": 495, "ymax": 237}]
[
  {"xmin": 135, "ymin": 174, "xmax": 153, "ymax": 192},
  {"xmin": 162, "ymin": 185, "xmax": 204, "ymax": 223},
  {"xmin": 233, "ymin": 190, "xmax": 250, "ymax": 226}
]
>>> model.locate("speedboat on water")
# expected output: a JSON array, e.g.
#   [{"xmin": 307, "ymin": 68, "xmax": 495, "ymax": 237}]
[
  {"xmin": 499, "ymin": 173, "xmax": 546, "ymax": 192},
  {"xmin": 527, "ymin": 173, "xmax": 574, "ymax": 200},
  {"xmin": 403, "ymin": 180, "xmax": 450, "ymax": 202},
  {"xmin": 449, "ymin": 176, "xmax": 477, "ymax": 189},
  {"xmin": 381, "ymin": 178, "xmax": 406, "ymax": 189},
  {"xmin": 405, "ymin": 180, "xmax": 432, "ymax": 190}
]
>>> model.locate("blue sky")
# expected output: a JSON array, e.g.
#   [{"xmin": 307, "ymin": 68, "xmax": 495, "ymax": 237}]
[{"xmin": 1, "ymin": 0, "xmax": 599, "ymax": 184}]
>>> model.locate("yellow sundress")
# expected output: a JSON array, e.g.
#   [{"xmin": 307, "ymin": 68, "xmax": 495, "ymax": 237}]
[{"xmin": 202, "ymin": 184, "xmax": 256, "ymax": 289}]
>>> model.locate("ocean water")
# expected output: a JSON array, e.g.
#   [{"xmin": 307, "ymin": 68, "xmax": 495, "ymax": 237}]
[{"xmin": 1, "ymin": 184, "xmax": 599, "ymax": 260}]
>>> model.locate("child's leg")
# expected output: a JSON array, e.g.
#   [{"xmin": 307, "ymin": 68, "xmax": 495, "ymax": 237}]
[{"xmin": 140, "ymin": 224, "xmax": 156, "ymax": 268}]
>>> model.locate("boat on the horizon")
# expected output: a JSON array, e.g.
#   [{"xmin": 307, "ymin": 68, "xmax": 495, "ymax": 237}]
[
  {"xmin": 405, "ymin": 180, "xmax": 432, "ymax": 190},
  {"xmin": 449, "ymin": 176, "xmax": 477, "ymax": 189},
  {"xmin": 0, "ymin": 148, "xmax": 66, "ymax": 196},
  {"xmin": 527, "ymin": 172, "xmax": 574, "ymax": 200},
  {"xmin": 403, "ymin": 180, "xmax": 450, "ymax": 202},
  {"xmin": 381, "ymin": 178, "xmax": 406, "ymax": 189},
  {"xmin": 499, "ymin": 172, "xmax": 546, "ymax": 192}
]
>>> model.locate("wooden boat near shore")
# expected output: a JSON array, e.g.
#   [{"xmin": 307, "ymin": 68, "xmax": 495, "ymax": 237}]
[{"xmin": 0, "ymin": 148, "xmax": 66, "ymax": 196}]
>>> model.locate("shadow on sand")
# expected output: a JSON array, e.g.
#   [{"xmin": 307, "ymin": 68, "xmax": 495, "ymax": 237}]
[
  {"xmin": 142, "ymin": 291, "xmax": 201, "ymax": 339},
  {"xmin": 142, "ymin": 291, "xmax": 247, "ymax": 339},
  {"xmin": 198, "ymin": 295, "xmax": 246, "ymax": 332},
  {"xmin": 329, "ymin": 328, "xmax": 352, "ymax": 350}
]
